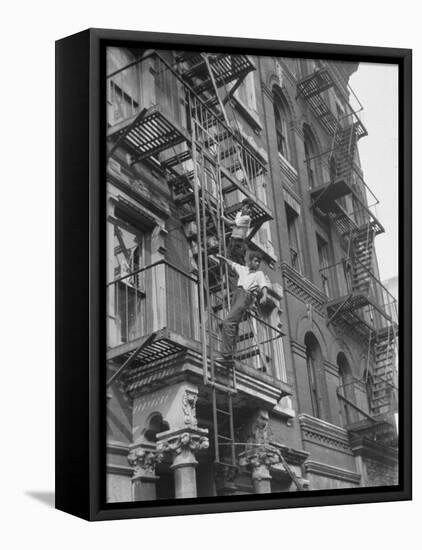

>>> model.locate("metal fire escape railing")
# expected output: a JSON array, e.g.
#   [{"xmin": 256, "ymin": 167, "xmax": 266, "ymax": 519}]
[
  {"xmin": 337, "ymin": 378, "xmax": 398, "ymax": 447},
  {"xmin": 106, "ymin": 51, "xmax": 290, "ymax": 477},
  {"xmin": 298, "ymin": 63, "xmax": 399, "ymax": 436}
]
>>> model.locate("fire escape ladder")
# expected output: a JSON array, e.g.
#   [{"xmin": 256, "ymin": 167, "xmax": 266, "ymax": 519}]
[
  {"xmin": 201, "ymin": 53, "xmax": 254, "ymax": 195},
  {"xmin": 371, "ymin": 324, "xmax": 398, "ymax": 416},
  {"xmin": 351, "ymin": 224, "xmax": 376, "ymax": 294}
]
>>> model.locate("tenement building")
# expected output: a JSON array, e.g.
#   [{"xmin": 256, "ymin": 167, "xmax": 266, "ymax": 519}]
[{"xmin": 106, "ymin": 48, "xmax": 399, "ymax": 501}]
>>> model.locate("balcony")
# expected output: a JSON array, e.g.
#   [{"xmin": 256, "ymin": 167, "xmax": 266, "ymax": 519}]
[
  {"xmin": 309, "ymin": 161, "xmax": 384, "ymax": 237},
  {"xmin": 297, "ymin": 66, "xmax": 367, "ymax": 138},
  {"xmin": 337, "ymin": 379, "xmax": 398, "ymax": 447},
  {"xmin": 175, "ymin": 52, "xmax": 255, "ymax": 95},
  {"xmin": 107, "ymin": 52, "xmax": 270, "ymax": 228},
  {"xmin": 107, "ymin": 260, "xmax": 289, "ymax": 402},
  {"xmin": 319, "ymin": 257, "xmax": 398, "ymax": 336}
]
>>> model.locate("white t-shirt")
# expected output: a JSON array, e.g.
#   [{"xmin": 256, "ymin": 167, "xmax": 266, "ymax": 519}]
[
  {"xmin": 231, "ymin": 211, "xmax": 251, "ymax": 239},
  {"xmin": 227, "ymin": 260, "xmax": 267, "ymax": 293}
]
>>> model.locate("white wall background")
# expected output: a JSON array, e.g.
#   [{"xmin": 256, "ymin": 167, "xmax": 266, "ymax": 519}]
[{"xmin": 0, "ymin": 0, "xmax": 418, "ymax": 547}]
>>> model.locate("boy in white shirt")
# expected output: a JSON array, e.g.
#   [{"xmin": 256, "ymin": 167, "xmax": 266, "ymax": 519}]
[
  {"xmin": 215, "ymin": 250, "xmax": 268, "ymax": 360},
  {"xmin": 223, "ymin": 198, "xmax": 252, "ymax": 265}
]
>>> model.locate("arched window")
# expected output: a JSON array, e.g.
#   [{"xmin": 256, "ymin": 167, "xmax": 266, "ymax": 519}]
[
  {"xmin": 337, "ymin": 353, "xmax": 356, "ymax": 426},
  {"xmin": 144, "ymin": 413, "xmax": 169, "ymax": 443},
  {"xmin": 305, "ymin": 333, "xmax": 323, "ymax": 418},
  {"xmin": 303, "ymin": 124, "xmax": 323, "ymax": 189},
  {"xmin": 273, "ymin": 90, "xmax": 292, "ymax": 162}
]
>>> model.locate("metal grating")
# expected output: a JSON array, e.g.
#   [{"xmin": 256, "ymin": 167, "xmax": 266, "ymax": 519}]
[
  {"xmin": 297, "ymin": 68, "xmax": 335, "ymax": 99},
  {"xmin": 178, "ymin": 53, "xmax": 255, "ymax": 94},
  {"xmin": 107, "ymin": 105, "xmax": 189, "ymax": 163}
]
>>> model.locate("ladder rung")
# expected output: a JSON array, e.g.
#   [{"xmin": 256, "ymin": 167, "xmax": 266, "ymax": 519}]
[
  {"xmin": 216, "ymin": 408, "xmax": 231, "ymax": 415},
  {"xmin": 217, "ymin": 435, "xmax": 233, "ymax": 442}
]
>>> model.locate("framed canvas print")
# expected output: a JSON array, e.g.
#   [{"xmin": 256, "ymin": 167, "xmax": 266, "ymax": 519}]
[{"xmin": 55, "ymin": 28, "xmax": 412, "ymax": 521}]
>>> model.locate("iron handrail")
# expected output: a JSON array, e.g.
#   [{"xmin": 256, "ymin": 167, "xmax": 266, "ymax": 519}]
[{"xmin": 107, "ymin": 258, "xmax": 197, "ymax": 287}]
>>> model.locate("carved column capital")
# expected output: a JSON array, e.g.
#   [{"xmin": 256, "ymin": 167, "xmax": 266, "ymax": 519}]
[
  {"xmin": 157, "ymin": 427, "xmax": 209, "ymax": 469},
  {"xmin": 157, "ymin": 427, "xmax": 209, "ymax": 499},
  {"xmin": 239, "ymin": 445, "xmax": 281, "ymax": 482},
  {"xmin": 127, "ymin": 445, "xmax": 163, "ymax": 479}
]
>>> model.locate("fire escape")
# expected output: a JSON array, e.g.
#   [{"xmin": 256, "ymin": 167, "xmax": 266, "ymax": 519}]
[
  {"xmin": 106, "ymin": 51, "xmax": 294, "ymax": 482},
  {"xmin": 297, "ymin": 65, "xmax": 398, "ymax": 447}
]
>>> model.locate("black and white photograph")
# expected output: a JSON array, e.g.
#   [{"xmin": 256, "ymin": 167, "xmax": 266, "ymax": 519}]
[{"xmin": 105, "ymin": 46, "xmax": 401, "ymax": 503}]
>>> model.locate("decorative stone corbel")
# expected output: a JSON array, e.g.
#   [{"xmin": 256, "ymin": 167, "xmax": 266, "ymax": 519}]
[{"xmin": 182, "ymin": 389, "xmax": 198, "ymax": 427}]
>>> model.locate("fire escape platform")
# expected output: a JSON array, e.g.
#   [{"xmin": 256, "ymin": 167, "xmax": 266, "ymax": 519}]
[
  {"xmin": 107, "ymin": 105, "xmax": 190, "ymax": 163},
  {"xmin": 297, "ymin": 68, "xmax": 335, "ymax": 99},
  {"xmin": 109, "ymin": 337, "xmax": 291, "ymax": 408},
  {"xmin": 326, "ymin": 292, "xmax": 394, "ymax": 336},
  {"xmin": 106, "ymin": 328, "xmax": 191, "ymax": 367},
  {"xmin": 177, "ymin": 53, "xmax": 255, "ymax": 94},
  {"xmin": 311, "ymin": 178, "xmax": 385, "ymax": 236},
  {"xmin": 346, "ymin": 415, "xmax": 398, "ymax": 448}
]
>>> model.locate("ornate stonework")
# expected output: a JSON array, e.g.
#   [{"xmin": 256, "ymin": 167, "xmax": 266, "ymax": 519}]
[
  {"xmin": 182, "ymin": 389, "xmax": 198, "ymax": 427},
  {"xmin": 127, "ymin": 447, "xmax": 164, "ymax": 476},
  {"xmin": 247, "ymin": 409, "xmax": 270, "ymax": 445},
  {"xmin": 239, "ymin": 445, "xmax": 282, "ymax": 480},
  {"xmin": 157, "ymin": 429, "xmax": 209, "ymax": 458},
  {"xmin": 299, "ymin": 414, "xmax": 353, "ymax": 455}
]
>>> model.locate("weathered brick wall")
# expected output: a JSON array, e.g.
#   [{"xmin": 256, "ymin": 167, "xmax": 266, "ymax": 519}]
[{"xmin": 364, "ymin": 458, "xmax": 398, "ymax": 486}]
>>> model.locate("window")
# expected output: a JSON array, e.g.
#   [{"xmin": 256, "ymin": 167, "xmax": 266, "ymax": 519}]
[
  {"xmin": 317, "ymin": 235, "xmax": 331, "ymax": 296},
  {"xmin": 303, "ymin": 124, "xmax": 322, "ymax": 189},
  {"xmin": 273, "ymin": 91, "xmax": 292, "ymax": 162},
  {"xmin": 285, "ymin": 203, "xmax": 303, "ymax": 273},
  {"xmin": 337, "ymin": 353, "xmax": 356, "ymax": 426},
  {"xmin": 235, "ymin": 70, "xmax": 257, "ymax": 111},
  {"xmin": 305, "ymin": 333, "xmax": 323, "ymax": 418},
  {"xmin": 111, "ymin": 219, "xmax": 147, "ymax": 344}
]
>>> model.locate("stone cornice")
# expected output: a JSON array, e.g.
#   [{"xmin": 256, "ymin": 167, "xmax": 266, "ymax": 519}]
[
  {"xmin": 281, "ymin": 263, "xmax": 326, "ymax": 316},
  {"xmin": 299, "ymin": 414, "xmax": 353, "ymax": 455},
  {"xmin": 107, "ymin": 441, "xmax": 130, "ymax": 455},
  {"xmin": 107, "ymin": 162, "xmax": 171, "ymax": 219},
  {"xmin": 107, "ymin": 463, "xmax": 132, "ymax": 476},
  {"xmin": 304, "ymin": 460, "xmax": 361, "ymax": 485},
  {"xmin": 123, "ymin": 347, "xmax": 292, "ymax": 407}
]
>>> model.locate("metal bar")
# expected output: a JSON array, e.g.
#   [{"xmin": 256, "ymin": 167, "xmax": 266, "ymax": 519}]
[
  {"xmin": 106, "ymin": 332, "xmax": 156, "ymax": 387},
  {"xmin": 191, "ymin": 122, "xmax": 210, "ymax": 387},
  {"xmin": 336, "ymin": 391, "xmax": 376, "ymax": 422},
  {"xmin": 107, "ymin": 258, "xmax": 197, "ymax": 286}
]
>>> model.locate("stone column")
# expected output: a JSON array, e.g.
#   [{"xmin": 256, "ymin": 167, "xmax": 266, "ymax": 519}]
[
  {"xmin": 157, "ymin": 427, "xmax": 209, "ymax": 499},
  {"xmin": 214, "ymin": 463, "xmax": 238, "ymax": 496},
  {"xmin": 239, "ymin": 445, "xmax": 281, "ymax": 494},
  {"xmin": 127, "ymin": 445, "xmax": 163, "ymax": 501}
]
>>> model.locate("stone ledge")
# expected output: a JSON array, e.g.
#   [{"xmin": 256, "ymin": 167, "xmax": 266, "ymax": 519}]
[
  {"xmin": 304, "ymin": 460, "xmax": 361, "ymax": 485},
  {"xmin": 299, "ymin": 413, "xmax": 353, "ymax": 455}
]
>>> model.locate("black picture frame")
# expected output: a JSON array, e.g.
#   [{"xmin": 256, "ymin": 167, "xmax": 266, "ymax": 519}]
[{"xmin": 55, "ymin": 28, "xmax": 412, "ymax": 521}]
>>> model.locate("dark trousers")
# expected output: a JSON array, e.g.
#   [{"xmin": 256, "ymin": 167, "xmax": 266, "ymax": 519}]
[
  {"xmin": 221, "ymin": 287, "xmax": 254, "ymax": 356},
  {"xmin": 229, "ymin": 237, "xmax": 246, "ymax": 264}
]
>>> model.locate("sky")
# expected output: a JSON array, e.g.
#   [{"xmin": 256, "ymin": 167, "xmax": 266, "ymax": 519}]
[{"xmin": 349, "ymin": 63, "xmax": 399, "ymax": 282}]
